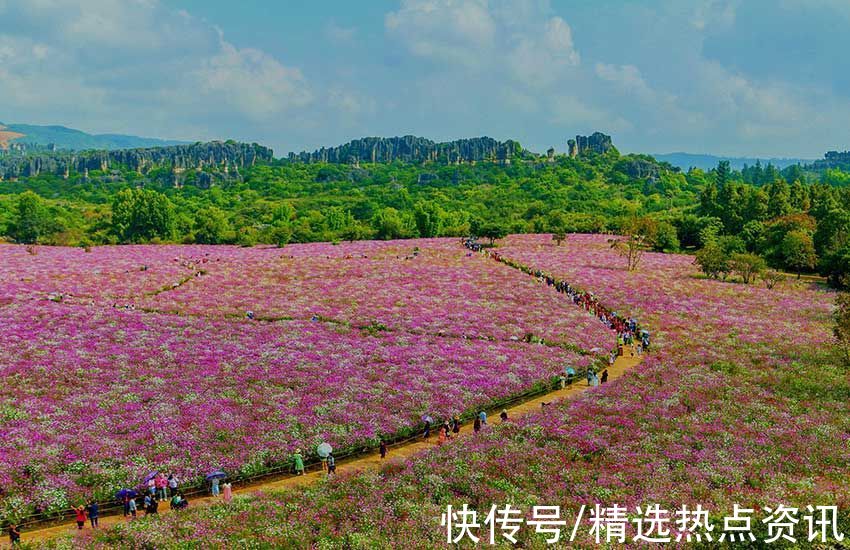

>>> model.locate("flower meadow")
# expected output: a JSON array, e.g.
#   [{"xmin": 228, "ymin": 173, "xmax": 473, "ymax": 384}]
[
  {"xmin": 56, "ymin": 234, "xmax": 850, "ymax": 549},
  {"xmin": 0, "ymin": 240, "xmax": 610, "ymax": 525}
]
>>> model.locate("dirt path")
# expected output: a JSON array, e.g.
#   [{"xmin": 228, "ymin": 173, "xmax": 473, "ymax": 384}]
[{"xmin": 17, "ymin": 350, "xmax": 642, "ymax": 546}]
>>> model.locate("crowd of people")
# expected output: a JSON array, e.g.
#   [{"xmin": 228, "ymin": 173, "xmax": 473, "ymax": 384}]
[{"xmin": 462, "ymin": 238, "xmax": 650, "ymax": 354}]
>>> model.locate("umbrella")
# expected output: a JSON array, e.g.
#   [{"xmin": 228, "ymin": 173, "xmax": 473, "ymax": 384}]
[
  {"xmin": 143, "ymin": 471, "xmax": 159, "ymax": 484},
  {"xmin": 205, "ymin": 470, "xmax": 227, "ymax": 481},
  {"xmin": 116, "ymin": 488, "xmax": 137, "ymax": 500},
  {"xmin": 590, "ymin": 347, "xmax": 602, "ymax": 353},
  {"xmin": 565, "ymin": 367, "xmax": 576, "ymax": 376},
  {"xmin": 316, "ymin": 443, "xmax": 333, "ymax": 458},
  {"xmin": 421, "ymin": 415, "xmax": 433, "ymax": 424}
]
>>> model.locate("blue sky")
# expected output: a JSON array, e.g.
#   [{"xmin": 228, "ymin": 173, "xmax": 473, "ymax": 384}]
[{"xmin": 1, "ymin": 0, "xmax": 848, "ymax": 158}]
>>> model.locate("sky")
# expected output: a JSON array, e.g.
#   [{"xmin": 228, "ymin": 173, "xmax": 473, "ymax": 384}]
[{"xmin": 0, "ymin": 0, "xmax": 848, "ymax": 158}]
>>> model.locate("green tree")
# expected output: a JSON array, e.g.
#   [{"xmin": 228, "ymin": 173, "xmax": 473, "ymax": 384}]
[
  {"xmin": 479, "ymin": 222, "xmax": 508, "ymax": 245},
  {"xmin": 111, "ymin": 188, "xmax": 176, "ymax": 243},
  {"xmin": 12, "ymin": 191, "xmax": 50, "ymax": 244},
  {"xmin": 695, "ymin": 241, "xmax": 730, "ymax": 279},
  {"xmin": 413, "ymin": 201, "xmax": 444, "ymax": 238},
  {"xmin": 653, "ymin": 221, "xmax": 679, "ymax": 252},
  {"xmin": 781, "ymin": 230, "xmax": 817, "ymax": 277},
  {"xmin": 194, "ymin": 207, "xmax": 231, "ymax": 244},
  {"xmin": 820, "ymin": 245, "xmax": 850, "ymax": 289},
  {"xmin": 268, "ymin": 221, "xmax": 292, "ymax": 247},
  {"xmin": 373, "ymin": 207, "xmax": 405, "ymax": 240},
  {"xmin": 729, "ymin": 252, "xmax": 766, "ymax": 284}
]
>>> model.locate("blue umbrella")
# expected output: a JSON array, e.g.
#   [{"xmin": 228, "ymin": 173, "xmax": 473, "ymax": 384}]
[
  {"xmin": 143, "ymin": 471, "xmax": 158, "ymax": 484},
  {"xmin": 565, "ymin": 367, "xmax": 576, "ymax": 376},
  {"xmin": 116, "ymin": 488, "xmax": 137, "ymax": 500},
  {"xmin": 205, "ymin": 470, "xmax": 227, "ymax": 480}
]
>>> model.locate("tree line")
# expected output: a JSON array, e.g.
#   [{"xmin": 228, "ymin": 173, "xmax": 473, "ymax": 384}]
[{"xmin": 1, "ymin": 152, "xmax": 849, "ymax": 288}]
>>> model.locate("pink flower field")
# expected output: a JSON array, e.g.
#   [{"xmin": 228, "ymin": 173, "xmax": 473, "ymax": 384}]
[
  {"xmin": 0, "ymin": 239, "xmax": 610, "ymax": 522},
  {"xmin": 64, "ymin": 234, "xmax": 850, "ymax": 548}
]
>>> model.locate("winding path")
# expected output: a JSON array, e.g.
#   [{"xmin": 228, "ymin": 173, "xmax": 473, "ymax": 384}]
[{"xmin": 18, "ymin": 350, "xmax": 642, "ymax": 546}]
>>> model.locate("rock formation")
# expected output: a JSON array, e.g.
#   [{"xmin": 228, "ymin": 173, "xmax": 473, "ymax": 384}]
[
  {"xmin": 810, "ymin": 151, "xmax": 850, "ymax": 171},
  {"xmin": 568, "ymin": 132, "xmax": 614, "ymax": 157},
  {"xmin": 289, "ymin": 136, "xmax": 525, "ymax": 164},
  {"xmin": 0, "ymin": 141, "xmax": 273, "ymax": 183}
]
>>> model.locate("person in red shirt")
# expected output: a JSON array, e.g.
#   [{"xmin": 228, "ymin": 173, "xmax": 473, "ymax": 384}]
[{"xmin": 74, "ymin": 505, "xmax": 87, "ymax": 530}]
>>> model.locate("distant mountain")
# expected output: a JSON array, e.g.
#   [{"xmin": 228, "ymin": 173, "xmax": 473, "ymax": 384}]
[
  {"xmin": 653, "ymin": 152, "xmax": 812, "ymax": 171},
  {"xmin": 0, "ymin": 122, "xmax": 187, "ymax": 151}
]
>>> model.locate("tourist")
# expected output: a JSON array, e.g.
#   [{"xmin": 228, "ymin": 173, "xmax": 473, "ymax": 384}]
[
  {"xmin": 167, "ymin": 474, "xmax": 179, "ymax": 497},
  {"xmin": 155, "ymin": 473, "xmax": 168, "ymax": 501},
  {"xmin": 8, "ymin": 523, "xmax": 20, "ymax": 546},
  {"xmin": 443, "ymin": 421, "xmax": 452, "ymax": 439},
  {"xmin": 423, "ymin": 419, "xmax": 431, "ymax": 439},
  {"xmin": 452, "ymin": 415, "xmax": 461, "ymax": 435},
  {"xmin": 143, "ymin": 493, "xmax": 152, "ymax": 515},
  {"xmin": 380, "ymin": 439, "xmax": 388, "ymax": 459},
  {"xmin": 587, "ymin": 368, "xmax": 594, "ymax": 386},
  {"xmin": 327, "ymin": 453, "xmax": 336, "ymax": 477},
  {"xmin": 601, "ymin": 369, "xmax": 609, "ymax": 383},
  {"xmin": 171, "ymin": 493, "xmax": 188, "ymax": 510},
  {"xmin": 74, "ymin": 504, "xmax": 87, "ymax": 529},
  {"xmin": 211, "ymin": 476, "xmax": 221, "ymax": 497},
  {"xmin": 87, "ymin": 500, "xmax": 99, "ymax": 528},
  {"xmin": 500, "ymin": 409, "xmax": 508, "ymax": 422},
  {"xmin": 122, "ymin": 494, "xmax": 131, "ymax": 517},
  {"xmin": 223, "ymin": 482, "xmax": 233, "ymax": 503},
  {"xmin": 127, "ymin": 495, "xmax": 137, "ymax": 518},
  {"xmin": 293, "ymin": 449, "xmax": 305, "ymax": 475},
  {"xmin": 437, "ymin": 425, "xmax": 447, "ymax": 445},
  {"xmin": 478, "ymin": 410, "xmax": 487, "ymax": 425},
  {"xmin": 147, "ymin": 477, "xmax": 156, "ymax": 498},
  {"xmin": 473, "ymin": 416, "xmax": 481, "ymax": 433}
]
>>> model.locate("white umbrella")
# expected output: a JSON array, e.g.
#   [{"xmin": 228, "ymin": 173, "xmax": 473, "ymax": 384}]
[{"xmin": 316, "ymin": 443, "xmax": 333, "ymax": 458}]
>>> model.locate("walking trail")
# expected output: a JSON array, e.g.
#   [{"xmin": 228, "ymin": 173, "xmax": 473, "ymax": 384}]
[{"xmin": 17, "ymin": 349, "xmax": 641, "ymax": 546}]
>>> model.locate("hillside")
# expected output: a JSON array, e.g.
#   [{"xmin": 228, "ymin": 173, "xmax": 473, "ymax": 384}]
[{"xmin": 0, "ymin": 121, "xmax": 187, "ymax": 151}]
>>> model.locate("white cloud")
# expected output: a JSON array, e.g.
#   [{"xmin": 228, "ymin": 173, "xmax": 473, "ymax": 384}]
[
  {"xmin": 385, "ymin": 0, "xmax": 496, "ymax": 66},
  {"xmin": 195, "ymin": 40, "xmax": 312, "ymax": 120},
  {"xmin": 0, "ymin": 0, "xmax": 311, "ymax": 139}
]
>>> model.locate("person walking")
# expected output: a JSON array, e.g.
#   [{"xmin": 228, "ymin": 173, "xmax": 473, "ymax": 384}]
[
  {"xmin": 74, "ymin": 505, "xmax": 87, "ymax": 530},
  {"xmin": 143, "ymin": 493, "xmax": 153, "ymax": 515},
  {"xmin": 167, "ymin": 474, "xmax": 178, "ymax": 498},
  {"xmin": 211, "ymin": 477, "xmax": 221, "ymax": 497},
  {"xmin": 601, "ymin": 369, "xmax": 609, "ymax": 384},
  {"xmin": 155, "ymin": 473, "xmax": 168, "ymax": 501},
  {"xmin": 379, "ymin": 440, "xmax": 388, "ymax": 459},
  {"xmin": 223, "ymin": 482, "xmax": 233, "ymax": 504},
  {"xmin": 500, "ymin": 409, "xmax": 508, "ymax": 422},
  {"xmin": 473, "ymin": 416, "xmax": 482, "ymax": 433},
  {"xmin": 437, "ymin": 424, "xmax": 448, "ymax": 446},
  {"xmin": 478, "ymin": 410, "xmax": 487, "ymax": 425},
  {"xmin": 8, "ymin": 524, "xmax": 20, "ymax": 546},
  {"xmin": 122, "ymin": 494, "xmax": 131, "ymax": 517},
  {"xmin": 127, "ymin": 495, "xmax": 137, "ymax": 518},
  {"xmin": 326, "ymin": 453, "xmax": 336, "ymax": 477},
  {"xmin": 423, "ymin": 419, "xmax": 431, "ymax": 439},
  {"xmin": 87, "ymin": 500, "xmax": 99, "ymax": 528},
  {"xmin": 451, "ymin": 416, "xmax": 461, "ymax": 435},
  {"xmin": 587, "ymin": 368, "xmax": 594, "ymax": 386},
  {"xmin": 293, "ymin": 450, "xmax": 305, "ymax": 475}
]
